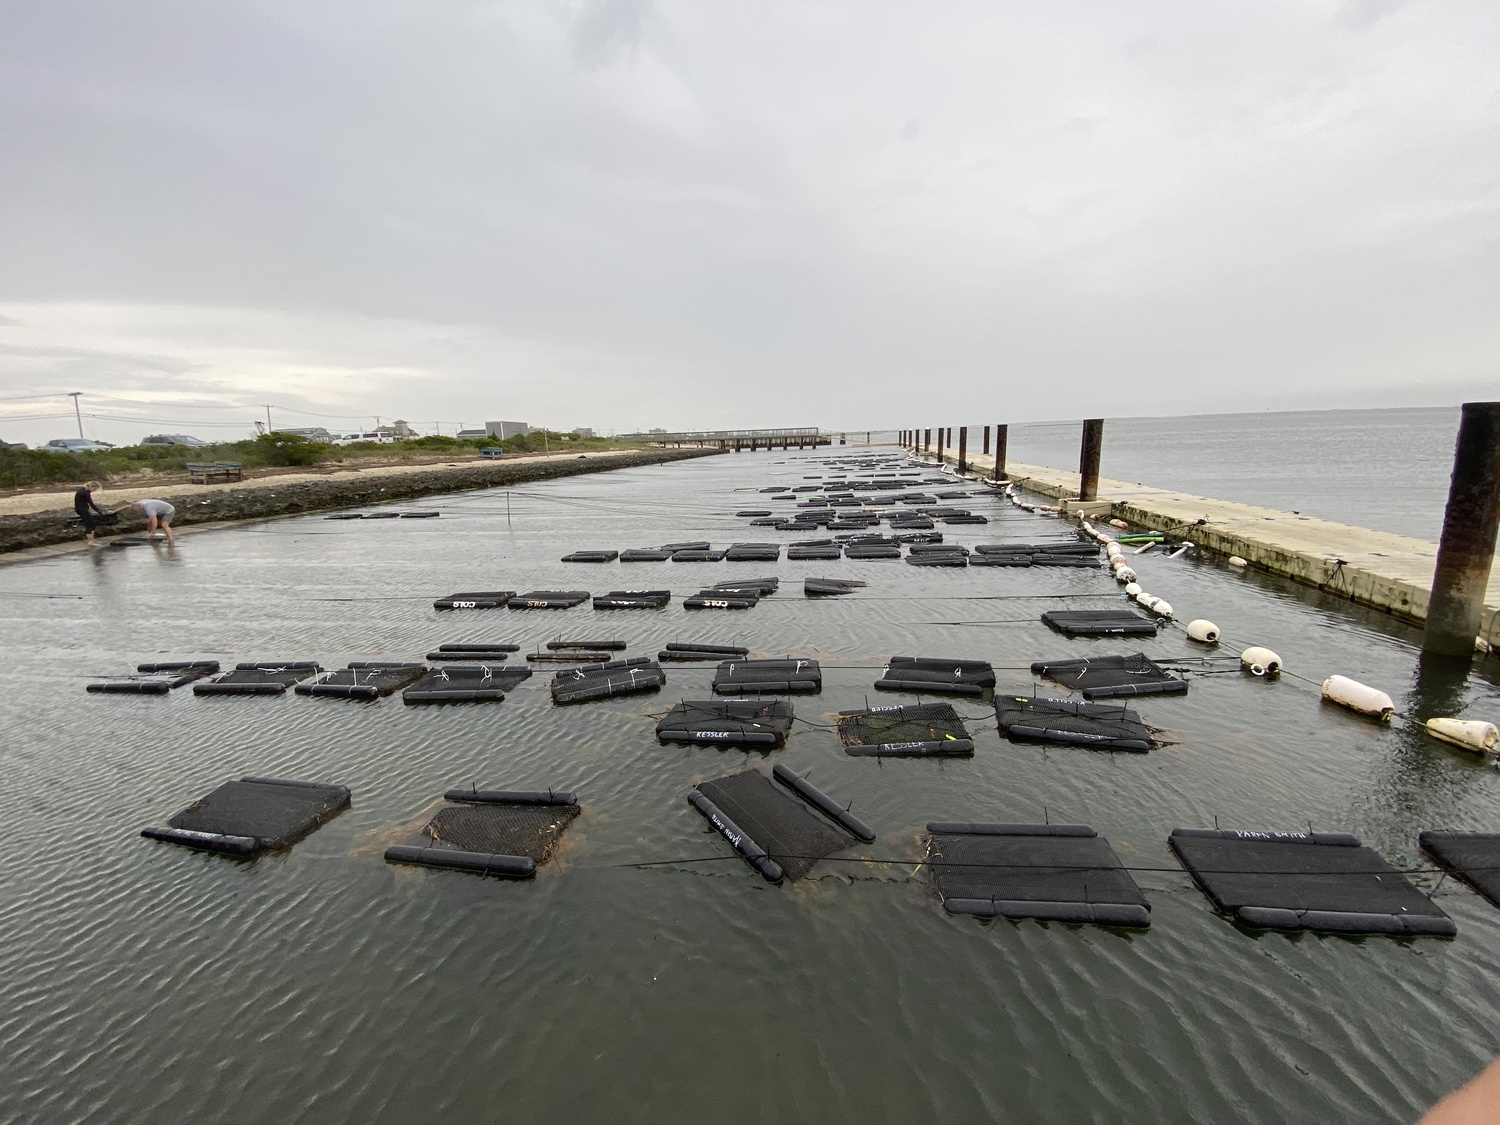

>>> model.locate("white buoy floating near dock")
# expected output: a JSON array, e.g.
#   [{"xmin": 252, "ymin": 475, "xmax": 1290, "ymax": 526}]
[
  {"xmin": 1186, "ymin": 619, "xmax": 1220, "ymax": 643},
  {"xmin": 1321, "ymin": 675, "xmax": 1395, "ymax": 720},
  {"xmin": 1424, "ymin": 718, "xmax": 1499, "ymax": 754},
  {"xmin": 1240, "ymin": 647, "xmax": 1282, "ymax": 676}
]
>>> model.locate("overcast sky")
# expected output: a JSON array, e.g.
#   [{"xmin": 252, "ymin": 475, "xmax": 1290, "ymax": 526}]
[{"xmin": 0, "ymin": 0, "xmax": 1495, "ymax": 444}]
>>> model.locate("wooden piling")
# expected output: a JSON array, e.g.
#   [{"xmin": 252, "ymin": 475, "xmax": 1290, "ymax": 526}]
[
  {"xmin": 1079, "ymin": 418, "xmax": 1104, "ymax": 502},
  {"xmin": 993, "ymin": 424, "xmax": 1007, "ymax": 481},
  {"xmin": 936, "ymin": 427, "xmax": 944, "ymax": 464},
  {"xmin": 982, "ymin": 426, "xmax": 990, "ymax": 456},
  {"xmin": 1423, "ymin": 402, "xmax": 1500, "ymax": 658},
  {"xmin": 957, "ymin": 426, "xmax": 968, "ymax": 473}
]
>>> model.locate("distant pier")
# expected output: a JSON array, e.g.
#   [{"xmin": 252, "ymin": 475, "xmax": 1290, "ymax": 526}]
[{"xmin": 619, "ymin": 427, "xmax": 833, "ymax": 451}]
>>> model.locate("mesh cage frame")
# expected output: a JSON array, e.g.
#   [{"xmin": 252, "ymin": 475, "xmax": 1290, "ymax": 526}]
[
  {"xmin": 696, "ymin": 771, "xmax": 853, "ymax": 882},
  {"xmin": 837, "ymin": 702, "xmax": 970, "ymax": 748},
  {"xmin": 427, "ymin": 802, "xmax": 580, "ymax": 863}
]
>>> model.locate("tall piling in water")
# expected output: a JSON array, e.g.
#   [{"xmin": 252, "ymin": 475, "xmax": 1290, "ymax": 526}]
[
  {"xmin": 936, "ymin": 427, "xmax": 944, "ymax": 464},
  {"xmin": 982, "ymin": 426, "xmax": 991, "ymax": 456},
  {"xmin": 993, "ymin": 424, "xmax": 1007, "ymax": 481},
  {"xmin": 1422, "ymin": 402, "xmax": 1500, "ymax": 658},
  {"xmin": 957, "ymin": 427, "xmax": 968, "ymax": 473},
  {"xmin": 1079, "ymin": 418, "xmax": 1104, "ymax": 502},
  {"xmin": 924, "ymin": 428, "xmax": 931, "ymax": 453}
]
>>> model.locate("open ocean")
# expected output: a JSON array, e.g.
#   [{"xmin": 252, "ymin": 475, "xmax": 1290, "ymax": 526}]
[{"xmin": 902, "ymin": 407, "xmax": 1463, "ymax": 542}]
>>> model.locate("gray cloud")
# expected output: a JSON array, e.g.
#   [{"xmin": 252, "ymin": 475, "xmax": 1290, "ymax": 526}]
[{"xmin": 0, "ymin": 1, "xmax": 1495, "ymax": 445}]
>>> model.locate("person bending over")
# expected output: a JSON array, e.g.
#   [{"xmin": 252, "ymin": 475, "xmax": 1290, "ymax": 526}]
[
  {"xmin": 73, "ymin": 481, "xmax": 108, "ymax": 543},
  {"xmin": 116, "ymin": 498, "xmax": 176, "ymax": 544}
]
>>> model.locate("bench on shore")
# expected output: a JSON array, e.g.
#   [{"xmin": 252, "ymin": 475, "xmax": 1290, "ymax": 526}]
[
  {"xmin": 186, "ymin": 462, "xmax": 245, "ymax": 484},
  {"xmin": 480, "ymin": 448, "xmax": 505, "ymax": 460}
]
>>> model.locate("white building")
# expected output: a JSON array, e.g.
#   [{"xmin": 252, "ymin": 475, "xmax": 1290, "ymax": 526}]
[{"xmin": 485, "ymin": 421, "xmax": 530, "ymax": 439}]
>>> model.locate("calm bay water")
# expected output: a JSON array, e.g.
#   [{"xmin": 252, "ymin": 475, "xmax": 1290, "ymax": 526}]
[
  {"xmin": 1, "ymin": 448, "xmax": 1499, "ymax": 1124},
  {"xmin": 901, "ymin": 407, "xmax": 1462, "ymax": 541}
]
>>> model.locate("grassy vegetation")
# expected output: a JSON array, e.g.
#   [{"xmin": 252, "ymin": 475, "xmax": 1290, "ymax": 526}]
[{"xmin": 0, "ymin": 430, "xmax": 646, "ymax": 489}]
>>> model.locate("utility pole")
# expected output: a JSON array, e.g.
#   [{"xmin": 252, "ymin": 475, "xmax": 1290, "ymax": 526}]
[
  {"xmin": 264, "ymin": 405, "xmax": 272, "ymax": 433},
  {"xmin": 68, "ymin": 392, "xmax": 84, "ymax": 438}
]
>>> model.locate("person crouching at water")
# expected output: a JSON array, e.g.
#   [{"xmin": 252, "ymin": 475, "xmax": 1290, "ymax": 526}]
[
  {"xmin": 74, "ymin": 481, "xmax": 108, "ymax": 543},
  {"xmin": 116, "ymin": 498, "xmax": 176, "ymax": 544}
]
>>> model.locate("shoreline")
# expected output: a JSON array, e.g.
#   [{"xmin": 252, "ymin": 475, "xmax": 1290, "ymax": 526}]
[{"xmin": 0, "ymin": 447, "xmax": 721, "ymax": 558}]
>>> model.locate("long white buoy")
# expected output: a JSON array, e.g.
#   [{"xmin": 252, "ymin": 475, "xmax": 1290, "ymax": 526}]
[
  {"xmin": 1425, "ymin": 718, "xmax": 1499, "ymax": 754},
  {"xmin": 1321, "ymin": 675, "xmax": 1395, "ymax": 720}
]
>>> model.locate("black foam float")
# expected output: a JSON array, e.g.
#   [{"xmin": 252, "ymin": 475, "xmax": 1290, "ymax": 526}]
[
  {"xmin": 690, "ymin": 769, "xmax": 858, "ymax": 882},
  {"xmin": 656, "ymin": 699, "xmax": 794, "ymax": 748},
  {"xmin": 385, "ymin": 788, "xmax": 580, "ymax": 878},
  {"xmin": 712, "ymin": 658, "xmax": 821, "ymax": 694},
  {"xmin": 996, "ymin": 695, "xmax": 1152, "ymax": 752},
  {"xmin": 1041, "ymin": 610, "xmax": 1158, "ymax": 637},
  {"xmin": 805, "ymin": 577, "xmax": 865, "ymax": 595},
  {"xmin": 837, "ymin": 702, "xmax": 974, "ymax": 757},
  {"xmin": 403, "ymin": 664, "xmax": 530, "ymax": 703},
  {"xmin": 550, "ymin": 659, "xmax": 665, "ymax": 703},
  {"xmin": 1170, "ymin": 828, "xmax": 1455, "ymax": 936},
  {"xmin": 594, "ymin": 589, "xmax": 671, "ymax": 608},
  {"xmin": 620, "ymin": 549, "xmax": 672, "ymax": 562},
  {"xmin": 89, "ymin": 661, "xmax": 221, "ymax": 694},
  {"xmin": 1030, "ymin": 654, "xmax": 1188, "ymax": 699},
  {"xmin": 1420, "ymin": 832, "xmax": 1500, "ymax": 910},
  {"xmin": 296, "ymin": 662, "xmax": 427, "ymax": 699},
  {"xmin": 508, "ymin": 591, "xmax": 590, "ymax": 609},
  {"xmin": 194, "ymin": 662, "xmax": 323, "ymax": 695},
  {"xmin": 927, "ymin": 823, "xmax": 1151, "ymax": 928},
  {"xmin": 434, "ymin": 591, "xmax": 515, "ymax": 610},
  {"xmin": 875, "ymin": 656, "xmax": 995, "ymax": 696},
  {"xmin": 141, "ymin": 776, "xmax": 350, "ymax": 855}
]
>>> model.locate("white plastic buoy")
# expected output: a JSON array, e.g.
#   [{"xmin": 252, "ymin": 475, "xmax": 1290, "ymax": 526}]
[
  {"xmin": 1321, "ymin": 675, "xmax": 1395, "ymax": 720},
  {"xmin": 1228, "ymin": 556, "xmax": 1248, "ymax": 568},
  {"xmin": 1124, "ymin": 582, "xmax": 1143, "ymax": 597},
  {"xmin": 1152, "ymin": 600, "xmax": 1173, "ymax": 619},
  {"xmin": 1240, "ymin": 646, "xmax": 1282, "ymax": 675},
  {"xmin": 1136, "ymin": 593, "xmax": 1159, "ymax": 611},
  {"xmin": 1114, "ymin": 566, "xmax": 1137, "ymax": 583},
  {"xmin": 1109, "ymin": 519, "xmax": 1130, "ymax": 530},
  {"xmin": 1106, "ymin": 542, "xmax": 1123, "ymax": 559},
  {"xmin": 1186, "ymin": 619, "xmax": 1221, "ymax": 643},
  {"xmin": 1425, "ymin": 718, "xmax": 1499, "ymax": 754}
]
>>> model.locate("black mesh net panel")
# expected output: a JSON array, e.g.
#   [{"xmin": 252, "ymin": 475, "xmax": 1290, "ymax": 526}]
[
  {"xmin": 1170, "ymin": 829, "xmax": 1454, "ymax": 935},
  {"xmin": 995, "ymin": 696, "xmax": 1152, "ymax": 752},
  {"xmin": 696, "ymin": 771, "xmax": 854, "ymax": 882},
  {"xmin": 404, "ymin": 665, "xmax": 530, "ymax": 701},
  {"xmin": 926, "ymin": 829, "xmax": 1149, "ymax": 916},
  {"xmin": 1421, "ymin": 832, "xmax": 1500, "ymax": 909},
  {"xmin": 1030, "ymin": 653, "xmax": 1188, "ymax": 699},
  {"xmin": 426, "ymin": 802, "xmax": 580, "ymax": 863},
  {"xmin": 837, "ymin": 703, "xmax": 970, "ymax": 747},
  {"xmin": 169, "ymin": 779, "xmax": 349, "ymax": 850},
  {"xmin": 1040, "ymin": 610, "xmax": 1158, "ymax": 637},
  {"xmin": 195, "ymin": 664, "xmax": 321, "ymax": 694},
  {"xmin": 656, "ymin": 700, "xmax": 793, "ymax": 746}
]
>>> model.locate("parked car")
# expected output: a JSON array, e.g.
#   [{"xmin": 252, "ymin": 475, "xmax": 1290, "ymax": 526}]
[
  {"xmin": 0, "ymin": 439, "xmax": 26, "ymax": 449},
  {"xmin": 42, "ymin": 438, "xmax": 115, "ymax": 452},
  {"xmin": 140, "ymin": 434, "xmax": 209, "ymax": 446},
  {"xmin": 332, "ymin": 432, "xmax": 394, "ymax": 445}
]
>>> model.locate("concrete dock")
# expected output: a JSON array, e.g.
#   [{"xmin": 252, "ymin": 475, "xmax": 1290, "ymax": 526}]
[{"xmin": 941, "ymin": 449, "xmax": 1500, "ymax": 647}]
